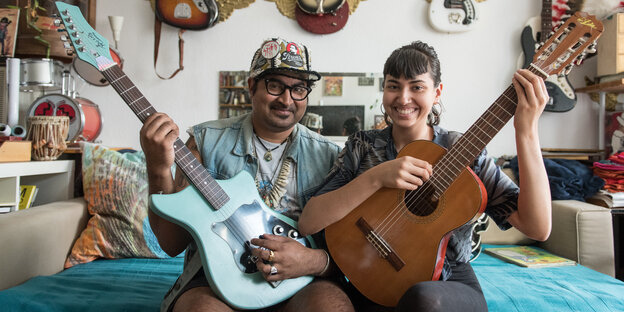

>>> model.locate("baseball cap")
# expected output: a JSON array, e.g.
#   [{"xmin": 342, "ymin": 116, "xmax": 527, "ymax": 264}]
[{"xmin": 249, "ymin": 38, "xmax": 321, "ymax": 82}]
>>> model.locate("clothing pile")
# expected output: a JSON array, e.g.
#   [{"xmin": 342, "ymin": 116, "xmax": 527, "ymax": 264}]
[
  {"xmin": 593, "ymin": 152, "xmax": 624, "ymax": 193},
  {"xmin": 510, "ymin": 156, "xmax": 604, "ymax": 201}
]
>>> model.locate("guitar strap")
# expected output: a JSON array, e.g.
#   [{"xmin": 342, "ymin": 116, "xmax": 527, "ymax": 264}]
[{"xmin": 154, "ymin": 18, "xmax": 185, "ymax": 80}]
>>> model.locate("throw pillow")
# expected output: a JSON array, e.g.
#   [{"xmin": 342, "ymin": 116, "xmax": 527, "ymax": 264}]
[{"xmin": 65, "ymin": 143, "xmax": 168, "ymax": 268}]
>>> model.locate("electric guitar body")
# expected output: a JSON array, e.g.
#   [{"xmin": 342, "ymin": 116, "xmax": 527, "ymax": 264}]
[
  {"xmin": 325, "ymin": 140, "xmax": 487, "ymax": 307},
  {"xmin": 155, "ymin": 0, "xmax": 219, "ymax": 30},
  {"xmin": 428, "ymin": 0, "xmax": 478, "ymax": 33}
]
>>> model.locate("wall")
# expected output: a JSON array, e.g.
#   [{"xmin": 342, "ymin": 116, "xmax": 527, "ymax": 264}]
[{"xmin": 79, "ymin": 0, "xmax": 600, "ymax": 156}]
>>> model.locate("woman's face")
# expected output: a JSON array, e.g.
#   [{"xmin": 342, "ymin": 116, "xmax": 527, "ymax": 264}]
[{"xmin": 382, "ymin": 72, "xmax": 441, "ymax": 131}]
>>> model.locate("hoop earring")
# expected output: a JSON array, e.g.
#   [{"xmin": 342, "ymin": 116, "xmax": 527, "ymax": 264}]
[{"xmin": 427, "ymin": 101, "xmax": 442, "ymax": 126}]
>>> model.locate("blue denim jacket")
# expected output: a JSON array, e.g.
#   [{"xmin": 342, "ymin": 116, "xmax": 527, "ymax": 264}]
[{"xmin": 192, "ymin": 114, "xmax": 341, "ymax": 210}]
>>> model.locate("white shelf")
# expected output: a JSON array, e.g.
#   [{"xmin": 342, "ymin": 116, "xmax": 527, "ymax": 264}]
[{"xmin": 0, "ymin": 160, "xmax": 75, "ymax": 212}]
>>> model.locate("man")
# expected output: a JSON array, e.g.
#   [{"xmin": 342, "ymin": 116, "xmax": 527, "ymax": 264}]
[{"xmin": 140, "ymin": 38, "xmax": 352, "ymax": 311}]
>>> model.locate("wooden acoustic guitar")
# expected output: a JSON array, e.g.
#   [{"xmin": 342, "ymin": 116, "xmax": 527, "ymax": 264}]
[
  {"xmin": 155, "ymin": 0, "xmax": 219, "ymax": 30},
  {"xmin": 55, "ymin": 2, "xmax": 315, "ymax": 310},
  {"xmin": 325, "ymin": 11, "xmax": 603, "ymax": 307}
]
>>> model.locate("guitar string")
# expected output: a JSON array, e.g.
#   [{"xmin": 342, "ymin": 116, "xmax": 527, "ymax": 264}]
[{"xmin": 373, "ymin": 51, "xmax": 555, "ymax": 239}]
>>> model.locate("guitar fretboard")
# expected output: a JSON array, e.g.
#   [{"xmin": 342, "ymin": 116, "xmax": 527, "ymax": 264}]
[
  {"xmin": 101, "ymin": 65, "xmax": 229, "ymax": 209},
  {"xmin": 541, "ymin": 0, "xmax": 553, "ymax": 42},
  {"xmin": 430, "ymin": 66, "xmax": 545, "ymax": 196}
]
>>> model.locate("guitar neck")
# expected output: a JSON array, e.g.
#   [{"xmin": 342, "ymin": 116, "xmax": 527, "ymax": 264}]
[
  {"xmin": 432, "ymin": 66, "xmax": 544, "ymax": 193},
  {"xmin": 540, "ymin": 0, "xmax": 552, "ymax": 41},
  {"xmin": 101, "ymin": 65, "xmax": 229, "ymax": 209}
]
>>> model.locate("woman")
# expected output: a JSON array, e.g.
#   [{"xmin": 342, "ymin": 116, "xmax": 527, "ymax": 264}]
[{"xmin": 299, "ymin": 41, "xmax": 552, "ymax": 311}]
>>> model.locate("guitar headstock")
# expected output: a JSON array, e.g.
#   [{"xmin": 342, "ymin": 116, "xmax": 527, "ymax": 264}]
[
  {"xmin": 55, "ymin": 1, "xmax": 115, "ymax": 72},
  {"xmin": 532, "ymin": 11, "xmax": 603, "ymax": 77}
]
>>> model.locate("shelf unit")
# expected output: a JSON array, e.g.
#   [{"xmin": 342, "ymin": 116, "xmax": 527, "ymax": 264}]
[
  {"xmin": 219, "ymin": 71, "xmax": 251, "ymax": 119},
  {"xmin": 0, "ymin": 160, "xmax": 75, "ymax": 212},
  {"xmin": 576, "ymin": 78, "xmax": 624, "ymax": 154}
]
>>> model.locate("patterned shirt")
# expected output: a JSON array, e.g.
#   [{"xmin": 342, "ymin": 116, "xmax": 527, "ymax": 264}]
[{"xmin": 315, "ymin": 125, "xmax": 519, "ymax": 280}]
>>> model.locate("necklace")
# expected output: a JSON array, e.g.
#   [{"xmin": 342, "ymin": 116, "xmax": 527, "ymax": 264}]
[
  {"xmin": 255, "ymin": 134, "xmax": 287, "ymax": 161},
  {"xmin": 252, "ymin": 136, "xmax": 292, "ymax": 209}
]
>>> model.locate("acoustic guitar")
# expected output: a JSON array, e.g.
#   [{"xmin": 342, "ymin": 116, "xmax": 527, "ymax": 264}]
[
  {"xmin": 155, "ymin": 0, "xmax": 219, "ymax": 30},
  {"xmin": 518, "ymin": 0, "xmax": 577, "ymax": 112},
  {"xmin": 325, "ymin": 11, "xmax": 603, "ymax": 307},
  {"xmin": 55, "ymin": 2, "xmax": 315, "ymax": 310}
]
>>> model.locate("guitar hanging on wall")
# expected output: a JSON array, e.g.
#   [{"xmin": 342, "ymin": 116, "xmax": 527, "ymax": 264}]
[
  {"xmin": 295, "ymin": 0, "xmax": 349, "ymax": 34},
  {"xmin": 154, "ymin": 0, "xmax": 219, "ymax": 30},
  {"xmin": 428, "ymin": 0, "xmax": 479, "ymax": 33},
  {"xmin": 519, "ymin": 0, "xmax": 577, "ymax": 112},
  {"xmin": 54, "ymin": 2, "xmax": 316, "ymax": 310},
  {"xmin": 325, "ymin": 11, "xmax": 602, "ymax": 307}
]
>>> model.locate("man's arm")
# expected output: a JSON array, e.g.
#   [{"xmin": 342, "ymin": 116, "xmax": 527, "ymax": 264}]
[{"xmin": 141, "ymin": 113, "xmax": 198, "ymax": 256}]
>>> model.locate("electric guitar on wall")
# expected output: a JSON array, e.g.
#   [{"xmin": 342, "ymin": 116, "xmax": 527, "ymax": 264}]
[
  {"xmin": 325, "ymin": 12, "xmax": 602, "ymax": 307},
  {"xmin": 428, "ymin": 0, "xmax": 479, "ymax": 33},
  {"xmin": 519, "ymin": 0, "xmax": 577, "ymax": 112},
  {"xmin": 55, "ymin": 2, "xmax": 315, "ymax": 310},
  {"xmin": 155, "ymin": 0, "xmax": 219, "ymax": 30}
]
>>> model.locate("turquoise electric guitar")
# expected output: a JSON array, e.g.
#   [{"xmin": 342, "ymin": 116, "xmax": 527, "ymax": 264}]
[{"xmin": 54, "ymin": 2, "xmax": 315, "ymax": 310}]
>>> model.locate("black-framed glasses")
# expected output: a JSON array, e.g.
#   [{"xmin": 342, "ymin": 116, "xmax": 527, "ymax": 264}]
[{"xmin": 264, "ymin": 78, "xmax": 312, "ymax": 101}]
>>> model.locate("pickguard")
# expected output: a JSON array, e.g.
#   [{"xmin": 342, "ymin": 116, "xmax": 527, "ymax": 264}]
[{"xmin": 212, "ymin": 200, "xmax": 310, "ymax": 273}]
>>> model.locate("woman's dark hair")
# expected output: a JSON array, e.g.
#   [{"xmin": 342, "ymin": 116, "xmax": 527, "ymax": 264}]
[
  {"xmin": 343, "ymin": 116, "xmax": 362, "ymax": 135},
  {"xmin": 383, "ymin": 41, "xmax": 441, "ymax": 87},
  {"xmin": 382, "ymin": 41, "xmax": 442, "ymax": 126}
]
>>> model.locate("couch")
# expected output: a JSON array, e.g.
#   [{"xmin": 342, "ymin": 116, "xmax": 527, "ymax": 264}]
[{"xmin": 1, "ymin": 197, "xmax": 623, "ymax": 311}]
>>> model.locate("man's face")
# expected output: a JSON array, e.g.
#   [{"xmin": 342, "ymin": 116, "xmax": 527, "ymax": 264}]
[{"xmin": 249, "ymin": 74, "xmax": 309, "ymax": 135}]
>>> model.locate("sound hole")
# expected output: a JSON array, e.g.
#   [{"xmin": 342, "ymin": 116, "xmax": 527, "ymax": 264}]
[{"xmin": 404, "ymin": 186, "xmax": 438, "ymax": 217}]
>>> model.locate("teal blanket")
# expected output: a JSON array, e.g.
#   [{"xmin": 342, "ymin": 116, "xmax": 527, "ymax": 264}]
[
  {"xmin": 474, "ymin": 245, "xmax": 624, "ymax": 311},
  {"xmin": 1, "ymin": 246, "xmax": 623, "ymax": 311}
]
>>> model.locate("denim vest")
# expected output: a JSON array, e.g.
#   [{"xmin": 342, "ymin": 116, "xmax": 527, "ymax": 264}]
[{"xmin": 191, "ymin": 114, "xmax": 341, "ymax": 210}]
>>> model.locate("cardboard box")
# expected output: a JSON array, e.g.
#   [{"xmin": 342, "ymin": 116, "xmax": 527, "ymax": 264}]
[
  {"xmin": 0, "ymin": 141, "xmax": 31, "ymax": 162},
  {"xmin": 597, "ymin": 13, "xmax": 624, "ymax": 76}
]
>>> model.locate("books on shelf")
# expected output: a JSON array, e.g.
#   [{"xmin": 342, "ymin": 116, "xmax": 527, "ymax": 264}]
[
  {"xmin": 19, "ymin": 185, "xmax": 38, "ymax": 210},
  {"xmin": 484, "ymin": 246, "xmax": 576, "ymax": 268}
]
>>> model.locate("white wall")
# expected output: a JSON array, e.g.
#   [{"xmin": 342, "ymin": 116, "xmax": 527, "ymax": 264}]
[{"xmin": 80, "ymin": 0, "xmax": 600, "ymax": 156}]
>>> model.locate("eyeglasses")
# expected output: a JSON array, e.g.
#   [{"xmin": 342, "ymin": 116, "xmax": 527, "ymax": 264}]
[{"xmin": 264, "ymin": 78, "xmax": 312, "ymax": 101}]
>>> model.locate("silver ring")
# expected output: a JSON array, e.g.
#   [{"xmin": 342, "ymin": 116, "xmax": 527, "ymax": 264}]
[
  {"xmin": 250, "ymin": 255, "xmax": 259, "ymax": 263},
  {"xmin": 270, "ymin": 265, "xmax": 278, "ymax": 275}
]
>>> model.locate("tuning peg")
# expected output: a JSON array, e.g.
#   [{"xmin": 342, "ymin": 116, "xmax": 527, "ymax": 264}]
[
  {"xmin": 63, "ymin": 42, "xmax": 71, "ymax": 49},
  {"xmin": 54, "ymin": 19, "xmax": 61, "ymax": 27},
  {"xmin": 60, "ymin": 35, "xmax": 67, "ymax": 41},
  {"xmin": 564, "ymin": 64, "xmax": 574, "ymax": 75},
  {"xmin": 65, "ymin": 49, "xmax": 74, "ymax": 56},
  {"xmin": 586, "ymin": 42, "xmax": 597, "ymax": 54},
  {"xmin": 62, "ymin": 9, "xmax": 70, "ymax": 16}
]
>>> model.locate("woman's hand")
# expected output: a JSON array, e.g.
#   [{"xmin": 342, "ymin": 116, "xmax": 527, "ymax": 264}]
[
  {"xmin": 512, "ymin": 69, "xmax": 548, "ymax": 135},
  {"xmin": 369, "ymin": 156, "xmax": 432, "ymax": 190}
]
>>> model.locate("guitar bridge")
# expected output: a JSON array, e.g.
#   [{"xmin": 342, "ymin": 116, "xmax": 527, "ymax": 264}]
[{"xmin": 356, "ymin": 218, "xmax": 405, "ymax": 271}]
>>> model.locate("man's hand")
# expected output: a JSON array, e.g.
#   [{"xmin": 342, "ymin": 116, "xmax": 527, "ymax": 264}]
[{"xmin": 249, "ymin": 234, "xmax": 326, "ymax": 281}]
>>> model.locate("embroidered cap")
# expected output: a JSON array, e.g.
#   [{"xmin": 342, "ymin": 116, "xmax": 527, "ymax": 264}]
[{"xmin": 249, "ymin": 38, "xmax": 321, "ymax": 82}]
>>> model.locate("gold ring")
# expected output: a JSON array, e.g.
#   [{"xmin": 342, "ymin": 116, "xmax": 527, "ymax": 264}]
[{"xmin": 267, "ymin": 250, "xmax": 275, "ymax": 262}]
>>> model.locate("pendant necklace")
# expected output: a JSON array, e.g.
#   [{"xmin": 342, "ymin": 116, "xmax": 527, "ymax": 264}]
[{"xmin": 255, "ymin": 134, "xmax": 287, "ymax": 161}]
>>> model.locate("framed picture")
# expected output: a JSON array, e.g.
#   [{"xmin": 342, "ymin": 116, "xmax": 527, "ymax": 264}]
[
  {"xmin": 324, "ymin": 76, "xmax": 343, "ymax": 96},
  {"xmin": 358, "ymin": 77, "xmax": 374, "ymax": 86},
  {"xmin": 0, "ymin": 8, "xmax": 19, "ymax": 57}
]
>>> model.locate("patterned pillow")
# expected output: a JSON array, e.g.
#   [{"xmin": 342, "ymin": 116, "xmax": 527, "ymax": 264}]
[{"xmin": 65, "ymin": 143, "xmax": 168, "ymax": 268}]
